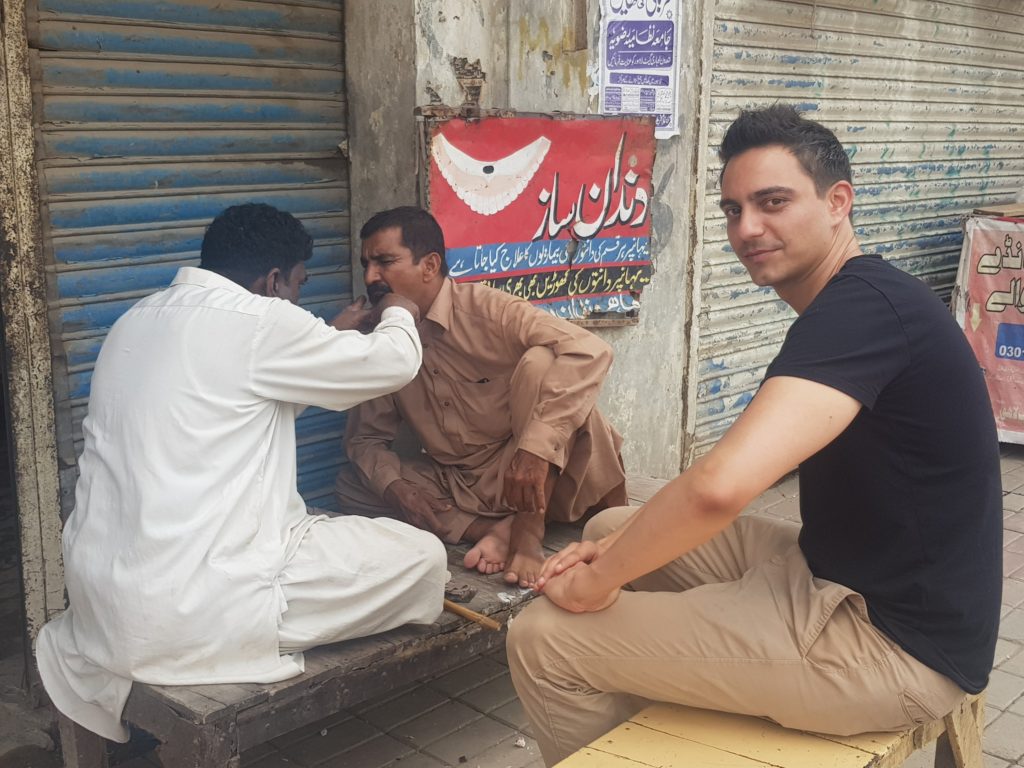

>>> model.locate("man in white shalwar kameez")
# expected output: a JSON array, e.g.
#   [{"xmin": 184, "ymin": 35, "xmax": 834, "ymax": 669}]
[{"xmin": 35, "ymin": 203, "xmax": 447, "ymax": 742}]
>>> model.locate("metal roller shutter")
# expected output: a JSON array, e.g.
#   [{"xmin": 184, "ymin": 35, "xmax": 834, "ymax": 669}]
[
  {"xmin": 27, "ymin": 0, "xmax": 351, "ymax": 514},
  {"xmin": 690, "ymin": 0, "xmax": 1024, "ymax": 459}
]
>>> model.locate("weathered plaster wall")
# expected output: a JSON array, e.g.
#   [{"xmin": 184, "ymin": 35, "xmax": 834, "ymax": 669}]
[
  {"xmin": 0, "ymin": 0, "xmax": 65, "ymax": 639},
  {"xmin": 415, "ymin": 0, "xmax": 700, "ymax": 478},
  {"xmin": 345, "ymin": 0, "xmax": 420, "ymax": 296},
  {"xmin": 347, "ymin": 0, "xmax": 703, "ymax": 477},
  {"xmin": 507, "ymin": 0, "xmax": 591, "ymax": 114},
  {"xmin": 414, "ymin": 1, "xmax": 509, "ymax": 109}
]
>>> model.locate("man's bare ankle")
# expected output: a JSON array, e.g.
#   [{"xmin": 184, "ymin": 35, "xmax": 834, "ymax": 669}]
[{"xmin": 464, "ymin": 514, "xmax": 512, "ymax": 543}]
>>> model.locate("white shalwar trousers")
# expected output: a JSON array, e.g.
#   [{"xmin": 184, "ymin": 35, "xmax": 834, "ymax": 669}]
[
  {"xmin": 37, "ymin": 513, "xmax": 447, "ymax": 742},
  {"xmin": 277, "ymin": 513, "xmax": 447, "ymax": 652}
]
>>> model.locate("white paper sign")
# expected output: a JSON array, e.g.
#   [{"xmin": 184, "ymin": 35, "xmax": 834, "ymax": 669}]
[{"xmin": 598, "ymin": 0, "xmax": 681, "ymax": 139}]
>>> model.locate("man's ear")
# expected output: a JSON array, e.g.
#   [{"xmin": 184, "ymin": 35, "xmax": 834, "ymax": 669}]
[
  {"xmin": 826, "ymin": 180, "xmax": 854, "ymax": 223},
  {"xmin": 420, "ymin": 252, "xmax": 442, "ymax": 282},
  {"xmin": 264, "ymin": 268, "xmax": 284, "ymax": 296},
  {"xmin": 255, "ymin": 268, "xmax": 282, "ymax": 298}
]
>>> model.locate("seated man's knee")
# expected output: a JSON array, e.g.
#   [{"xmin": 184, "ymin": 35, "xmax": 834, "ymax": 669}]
[
  {"xmin": 425, "ymin": 534, "xmax": 448, "ymax": 577},
  {"xmin": 406, "ymin": 526, "xmax": 448, "ymax": 580},
  {"xmin": 506, "ymin": 597, "xmax": 563, "ymax": 666},
  {"xmin": 511, "ymin": 346, "xmax": 556, "ymax": 395},
  {"xmin": 583, "ymin": 505, "xmax": 637, "ymax": 542}
]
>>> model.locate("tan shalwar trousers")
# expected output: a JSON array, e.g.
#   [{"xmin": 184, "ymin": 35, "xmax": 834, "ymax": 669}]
[
  {"xmin": 335, "ymin": 347, "xmax": 627, "ymax": 543},
  {"xmin": 506, "ymin": 506, "xmax": 965, "ymax": 766}
]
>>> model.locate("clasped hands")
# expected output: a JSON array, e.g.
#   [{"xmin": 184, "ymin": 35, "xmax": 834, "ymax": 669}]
[{"xmin": 534, "ymin": 538, "xmax": 620, "ymax": 614}]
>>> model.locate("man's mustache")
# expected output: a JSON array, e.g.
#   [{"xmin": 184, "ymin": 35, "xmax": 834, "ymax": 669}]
[{"xmin": 367, "ymin": 282, "xmax": 393, "ymax": 304}]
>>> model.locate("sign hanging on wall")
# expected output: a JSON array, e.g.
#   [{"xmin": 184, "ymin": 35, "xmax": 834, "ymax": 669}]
[
  {"xmin": 598, "ymin": 0, "xmax": 681, "ymax": 139},
  {"xmin": 952, "ymin": 215, "xmax": 1024, "ymax": 443},
  {"xmin": 423, "ymin": 113, "xmax": 656, "ymax": 323}
]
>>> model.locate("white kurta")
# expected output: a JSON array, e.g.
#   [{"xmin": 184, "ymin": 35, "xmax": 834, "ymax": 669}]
[{"xmin": 35, "ymin": 267, "xmax": 432, "ymax": 742}]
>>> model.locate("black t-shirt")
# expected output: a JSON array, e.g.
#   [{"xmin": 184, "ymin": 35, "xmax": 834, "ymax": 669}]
[{"xmin": 764, "ymin": 255, "xmax": 1002, "ymax": 693}]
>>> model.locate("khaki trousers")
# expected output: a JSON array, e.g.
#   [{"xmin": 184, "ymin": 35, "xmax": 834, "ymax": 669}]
[
  {"xmin": 506, "ymin": 507, "xmax": 964, "ymax": 766},
  {"xmin": 335, "ymin": 347, "xmax": 627, "ymax": 543}
]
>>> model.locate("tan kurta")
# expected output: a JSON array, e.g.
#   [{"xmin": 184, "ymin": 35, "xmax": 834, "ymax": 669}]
[{"xmin": 339, "ymin": 279, "xmax": 626, "ymax": 540}]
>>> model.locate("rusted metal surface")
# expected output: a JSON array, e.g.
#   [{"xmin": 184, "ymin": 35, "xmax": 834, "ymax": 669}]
[
  {"xmin": 690, "ymin": 0, "xmax": 1024, "ymax": 459},
  {"xmin": 0, "ymin": 0, "xmax": 64, "ymax": 639},
  {"xmin": 28, "ymin": 0, "xmax": 351, "ymax": 515}
]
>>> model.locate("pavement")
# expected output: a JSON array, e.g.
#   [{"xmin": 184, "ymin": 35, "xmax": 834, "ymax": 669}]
[{"xmin": 6, "ymin": 445, "xmax": 1024, "ymax": 768}]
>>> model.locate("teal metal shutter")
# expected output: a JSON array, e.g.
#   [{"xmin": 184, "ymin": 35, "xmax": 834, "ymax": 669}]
[
  {"xmin": 690, "ymin": 0, "xmax": 1024, "ymax": 459},
  {"xmin": 28, "ymin": 0, "xmax": 351, "ymax": 514}
]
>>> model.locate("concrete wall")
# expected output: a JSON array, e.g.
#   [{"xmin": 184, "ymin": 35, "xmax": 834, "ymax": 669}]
[
  {"xmin": 345, "ymin": 1, "xmax": 420, "ymax": 296},
  {"xmin": 0, "ymin": 0, "xmax": 65, "ymax": 639},
  {"xmin": 347, "ymin": 0, "xmax": 705, "ymax": 478}
]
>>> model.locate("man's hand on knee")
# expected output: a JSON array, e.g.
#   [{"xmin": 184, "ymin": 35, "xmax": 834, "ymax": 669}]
[
  {"xmin": 535, "ymin": 540, "xmax": 601, "ymax": 590},
  {"xmin": 502, "ymin": 449, "xmax": 554, "ymax": 516},
  {"xmin": 384, "ymin": 480, "xmax": 452, "ymax": 538},
  {"xmin": 541, "ymin": 560, "xmax": 620, "ymax": 614}
]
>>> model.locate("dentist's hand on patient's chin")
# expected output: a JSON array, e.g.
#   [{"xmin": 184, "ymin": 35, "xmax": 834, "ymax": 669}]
[
  {"xmin": 329, "ymin": 294, "xmax": 419, "ymax": 333},
  {"xmin": 330, "ymin": 296, "xmax": 373, "ymax": 332},
  {"xmin": 373, "ymin": 293, "xmax": 420, "ymax": 323}
]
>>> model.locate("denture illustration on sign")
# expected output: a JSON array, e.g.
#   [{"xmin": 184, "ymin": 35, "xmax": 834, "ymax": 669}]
[{"xmin": 431, "ymin": 134, "xmax": 551, "ymax": 215}]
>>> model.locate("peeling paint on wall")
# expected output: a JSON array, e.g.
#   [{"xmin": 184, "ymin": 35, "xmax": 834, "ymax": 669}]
[
  {"xmin": 451, "ymin": 56, "xmax": 485, "ymax": 106},
  {"xmin": 408, "ymin": 0, "xmax": 700, "ymax": 478},
  {"xmin": 514, "ymin": 14, "xmax": 590, "ymax": 105},
  {"xmin": 0, "ymin": 0, "xmax": 64, "ymax": 638}
]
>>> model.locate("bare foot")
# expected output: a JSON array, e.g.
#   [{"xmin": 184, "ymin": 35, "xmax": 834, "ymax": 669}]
[
  {"xmin": 463, "ymin": 516, "xmax": 513, "ymax": 575},
  {"xmin": 504, "ymin": 511, "xmax": 546, "ymax": 588}
]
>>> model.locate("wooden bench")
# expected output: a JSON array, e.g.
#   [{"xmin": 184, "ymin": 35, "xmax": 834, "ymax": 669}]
[
  {"xmin": 55, "ymin": 477, "xmax": 672, "ymax": 767},
  {"xmin": 56, "ymin": 542, "xmax": 537, "ymax": 767},
  {"xmin": 556, "ymin": 694, "xmax": 986, "ymax": 768}
]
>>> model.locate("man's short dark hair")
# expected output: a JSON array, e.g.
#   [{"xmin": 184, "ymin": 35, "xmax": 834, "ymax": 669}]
[
  {"xmin": 360, "ymin": 206, "xmax": 449, "ymax": 277},
  {"xmin": 200, "ymin": 203, "xmax": 313, "ymax": 285},
  {"xmin": 718, "ymin": 104, "xmax": 852, "ymax": 197}
]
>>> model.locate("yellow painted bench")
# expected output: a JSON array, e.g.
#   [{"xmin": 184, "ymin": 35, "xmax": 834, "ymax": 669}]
[{"xmin": 557, "ymin": 694, "xmax": 985, "ymax": 768}]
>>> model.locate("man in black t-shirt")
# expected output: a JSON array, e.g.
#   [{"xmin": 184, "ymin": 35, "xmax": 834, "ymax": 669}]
[{"xmin": 506, "ymin": 105, "xmax": 1002, "ymax": 767}]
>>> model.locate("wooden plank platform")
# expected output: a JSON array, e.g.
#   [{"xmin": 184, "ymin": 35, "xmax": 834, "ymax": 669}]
[{"xmin": 53, "ymin": 475, "xmax": 673, "ymax": 767}]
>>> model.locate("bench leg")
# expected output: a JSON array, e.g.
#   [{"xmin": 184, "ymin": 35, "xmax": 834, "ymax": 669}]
[
  {"xmin": 934, "ymin": 694, "xmax": 985, "ymax": 768},
  {"xmin": 57, "ymin": 712, "xmax": 109, "ymax": 768}
]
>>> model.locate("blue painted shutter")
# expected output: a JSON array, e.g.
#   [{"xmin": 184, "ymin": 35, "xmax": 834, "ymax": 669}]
[{"xmin": 28, "ymin": 0, "xmax": 351, "ymax": 514}]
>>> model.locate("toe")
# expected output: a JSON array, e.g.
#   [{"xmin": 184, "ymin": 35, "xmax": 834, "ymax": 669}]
[
  {"xmin": 463, "ymin": 548, "xmax": 482, "ymax": 570},
  {"xmin": 503, "ymin": 570, "xmax": 520, "ymax": 584}
]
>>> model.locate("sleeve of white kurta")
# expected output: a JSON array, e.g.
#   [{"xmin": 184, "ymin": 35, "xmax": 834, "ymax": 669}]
[
  {"xmin": 500, "ymin": 299, "xmax": 614, "ymax": 470},
  {"xmin": 344, "ymin": 393, "xmax": 406, "ymax": 498},
  {"xmin": 249, "ymin": 302, "xmax": 422, "ymax": 411}
]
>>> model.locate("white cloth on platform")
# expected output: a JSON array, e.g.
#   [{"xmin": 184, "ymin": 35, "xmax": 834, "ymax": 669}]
[{"xmin": 35, "ymin": 267, "xmax": 446, "ymax": 742}]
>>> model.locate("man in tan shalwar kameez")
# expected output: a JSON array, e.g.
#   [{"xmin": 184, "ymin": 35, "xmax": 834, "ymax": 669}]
[{"xmin": 336, "ymin": 206, "xmax": 627, "ymax": 587}]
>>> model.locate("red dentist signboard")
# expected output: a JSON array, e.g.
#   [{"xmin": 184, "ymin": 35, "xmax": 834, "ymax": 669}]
[{"xmin": 425, "ymin": 114, "xmax": 655, "ymax": 321}]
